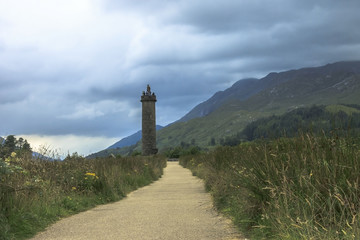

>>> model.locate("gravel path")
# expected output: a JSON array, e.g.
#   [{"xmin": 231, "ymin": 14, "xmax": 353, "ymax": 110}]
[{"xmin": 31, "ymin": 161, "xmax": 244, "ymax": 240}]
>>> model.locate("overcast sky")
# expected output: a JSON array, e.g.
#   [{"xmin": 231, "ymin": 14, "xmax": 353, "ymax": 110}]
[{"xmin": 1, "ymin": 0, "xmax": 360, "ymax": 156}]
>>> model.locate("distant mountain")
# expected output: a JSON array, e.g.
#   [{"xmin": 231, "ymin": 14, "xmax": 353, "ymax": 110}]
[
  {"xmin": 181, "ymin": 61, "xmax": 360, "ymax": 122},
  {"xmin": 107, "ymin": 130, "xmax": 142, "ymax": 149},
  {"xmin": 107, "ymin": 125, "xmax": 163, "ymax": 149},
  {"xmin": 228, "ymin": 61, "xmax": 360, "ymax": 113},
  {"xmin": 155, "ymin": 61, "xmax": 360, "ymax": 149},
  {"xmin": 0, "ymin": 136, "xmax": 4, "ymax": 145}
]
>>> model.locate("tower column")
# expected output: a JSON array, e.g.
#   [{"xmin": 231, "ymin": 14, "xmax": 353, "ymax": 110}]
[{"xmin": 141, "ymin": 85, "xmax": 157, "ymax": 156}]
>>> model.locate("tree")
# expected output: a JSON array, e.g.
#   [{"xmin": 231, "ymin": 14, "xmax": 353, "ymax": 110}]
[
  {"xmin": 209, "ymin": 137, "xmax": 216, "ymax": 146},
  {"xmin": 0, "ymin": 135, "xmax": 32, "ymax": 159},
  {"xmin": 17, "ymin": 137, "xmax": 24, "ymax": 149},
  {"xmin": 2, "ymin": 135, "xmax": 16, "ymax": 158},
  {"xmin": 22, "ymin": 140, "xmax": 31, "ymax": 152},
  {"xmin": 19, "ymin": 139, "xmax": 32, "ymax": 158}
]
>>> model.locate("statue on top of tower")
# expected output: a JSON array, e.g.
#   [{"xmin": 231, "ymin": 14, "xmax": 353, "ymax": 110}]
[{"xmin": 143, "ymin": 84, "xmax": 155, "ymax": 96}]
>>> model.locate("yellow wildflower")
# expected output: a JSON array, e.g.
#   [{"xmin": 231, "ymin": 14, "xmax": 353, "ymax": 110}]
[
  {"xmin": 72, "ymin": 187, "xmax": 77, "ymax": 190},
  {"xmin": 85, "ymin": 172, "xmax": 96, "ymax": 177},
  {"xmin": 11, "ymin": 152, "xmax": 16, "ymax": 158}
]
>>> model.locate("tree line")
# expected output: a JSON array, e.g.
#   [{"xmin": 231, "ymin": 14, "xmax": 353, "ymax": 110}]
[
  {"xmin": 220, "ymin": 105, "xmax": 360, "ymax": 146},
  {"xmin": 0, "ymin": 135, "xmax": 32, "ymax": 159}
]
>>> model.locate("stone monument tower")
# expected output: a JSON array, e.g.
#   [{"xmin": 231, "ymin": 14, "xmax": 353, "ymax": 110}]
[{"xmin": 141, "ymin": 84, "xmax": 158, "ymax": 155}]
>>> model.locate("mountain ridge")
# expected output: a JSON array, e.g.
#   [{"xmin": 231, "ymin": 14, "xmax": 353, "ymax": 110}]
[
  {"xmin": 155, "ymin": 60, "xmax": 360, "ymax": 149},
  {"xmin": 179, "ymin": 61, "xmax": 360, "ymax": 123},
  {"xmin": 178, "ymin": 78, "xmax": 261, "ymax": 122}
]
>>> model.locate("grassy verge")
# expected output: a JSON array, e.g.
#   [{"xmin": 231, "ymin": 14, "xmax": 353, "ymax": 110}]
[
  {"xmin": 0, "ymin": 154, "xmax": 167, "ymax": 239},
  {"xmin": 180, "ymin": 133, "xmax": 360, "ymax": 239}
]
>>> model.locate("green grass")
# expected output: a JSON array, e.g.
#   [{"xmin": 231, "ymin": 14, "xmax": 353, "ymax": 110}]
[
  {"xmin": 326, "ymin": 105, "xmax": 360, "ymax": 115},
  {"xmin": 156, "ymin": 108, "xmax": 272, "ymax": 149},
  {"xmin": 0, "ymin": 154, "xmax": 166, "ymax": 239},
  {"xmin": 180, "ymin": 133, "xmax": 360, "ymax": 239}
]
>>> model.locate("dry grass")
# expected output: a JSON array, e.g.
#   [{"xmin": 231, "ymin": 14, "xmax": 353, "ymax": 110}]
[{"xmin": 180, "ymin": 133, "xmax": 360, "ymax": 239}]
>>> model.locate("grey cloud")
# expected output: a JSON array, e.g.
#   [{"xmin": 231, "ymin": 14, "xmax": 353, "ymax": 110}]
[
  {"xmin": 0, "ymin": 99, "xmax": 139, "ymax": 138},
  {"xmin": 0, "ymin": 88, "xmax": 28, "ymax": 104},
  {"xmin": 134, "ymin": 0, "xmax": 360, "ymax": 72},
  {"xmin": 168, "ymin": 0, "xmax": 311, "ymax": 34},
  {"xmin": 102, "ymin": 0, "xmax": 173, "ymax": 14},
  {"xmin": 75, "ymin": 71, "xmax": 213, "ymax": 117}
]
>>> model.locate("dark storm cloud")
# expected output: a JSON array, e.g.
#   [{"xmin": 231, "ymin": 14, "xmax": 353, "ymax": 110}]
[
  {"xmin": 168, "ymin": 0, "xmax": 360, "ymax": 35},
  {"xmin": 169, "ymin": 0, "xmax": 302, "ymax": 33},
  {"xmin": 127, "ymin": 0, "xmax": 360, "ymax": 76}
]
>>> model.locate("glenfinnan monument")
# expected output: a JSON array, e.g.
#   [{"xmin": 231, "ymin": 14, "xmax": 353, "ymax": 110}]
[{"xmin": 141, "ymin": 84, "xmax": 158, "ymax": 155}]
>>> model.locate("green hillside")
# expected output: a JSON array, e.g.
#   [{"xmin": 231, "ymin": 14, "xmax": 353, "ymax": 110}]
[{"xmin": 156, "ymin": 61, "xmax": 360, "ymax": 150}]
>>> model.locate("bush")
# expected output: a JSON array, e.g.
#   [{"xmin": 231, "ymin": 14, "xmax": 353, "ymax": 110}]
[{"xmin": 163, "ymin": 146, "xmax": 202, "ymax": 158}]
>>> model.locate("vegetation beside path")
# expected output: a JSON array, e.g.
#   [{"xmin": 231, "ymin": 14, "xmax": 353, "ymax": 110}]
[
  {"xmin": 0, "ymin": 153, "xmax": 166, "ymax": 240},
  {"xmin": 180, "ymin": 133, "xmax": 360, "ymax": 239}
]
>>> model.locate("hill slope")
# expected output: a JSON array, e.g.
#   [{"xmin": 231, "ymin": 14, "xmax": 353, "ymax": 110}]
[{"xmin": 156, "ymin": 61, "xmax": 360, "ymax": 150}]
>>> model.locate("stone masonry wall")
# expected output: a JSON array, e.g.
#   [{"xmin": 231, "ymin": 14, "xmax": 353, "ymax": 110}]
[{"xmin": 141, "ymin": 94, "xmax": 157, "ymax": 155}]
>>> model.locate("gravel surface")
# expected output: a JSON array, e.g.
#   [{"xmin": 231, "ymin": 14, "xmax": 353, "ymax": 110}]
[{"xmin": 31, "ymin": 161, "xmax": 244, "ymax": 240}]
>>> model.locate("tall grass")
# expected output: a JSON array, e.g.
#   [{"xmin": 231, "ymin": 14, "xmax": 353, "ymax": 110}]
[
  {"xmin": 180, "ymin": 133, "xmax": 360, "ymax": 239},
  {"xmin": 0, "ymin": 154, "xmax": 166, "ymax": 240}
]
